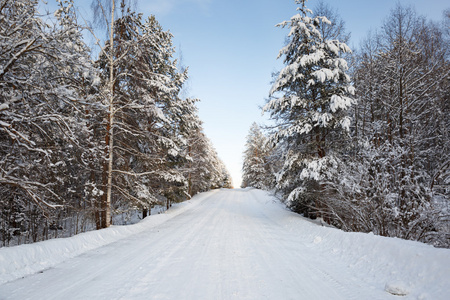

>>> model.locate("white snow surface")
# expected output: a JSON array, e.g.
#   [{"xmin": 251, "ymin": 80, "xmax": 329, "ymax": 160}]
[{"xmin": 0, "ymin": 188, "xmax": 449, "ymax": 299}]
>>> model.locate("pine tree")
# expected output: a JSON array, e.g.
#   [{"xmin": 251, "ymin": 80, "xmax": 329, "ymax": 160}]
[
  {"xmin": 241, "ymin": 123, "xmax": 274, "ymax": 189},
  {"xmin": 95, "ymin": 7, "xmax": 201, "ymax": 217},
  {"xmin": 0, "ymin": 0, "xmax": 100, "ymax": 244},
  {"xmin": 183, "ymin": 107, "xmax": 220, "ymax": 196},
  {"xmin": 263, "ymin": 0, "xmax": 355, "ymax": 217}
]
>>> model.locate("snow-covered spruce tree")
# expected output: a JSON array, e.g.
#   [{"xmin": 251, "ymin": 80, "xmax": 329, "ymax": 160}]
[
  {"xmin": 241, "ymin": 123, "xmax": 274, "ymax": 189},
  {"xmin": 216, "ymin": 159, "xmax": 233, "ymax": 189},
  {"xmin": 263, "ymin": 0, "xmax": 355, "ymax": 219},
  {"xmin": 96, "ymin": 8, "xmax": 198, "ymax": 218},
  {"xmin": 190, "ymin": 134, "xmax": 232, "ymax": 190},
  {"xmin": 182, "ymin": 106, "xmax": 222, "ymax": 196},
  {"xmin": 45, "ymin": 0, "xmax": 104, "ymax": 237},
  {"xmin": 185, "ymin": 125, "xmax": 210, "ymax": 196},
  {"xmin": 0, "ymin": 0, "xmax": 100, "ymax": 245},
  {"xmin": 208, "ymin": 140, "xmax": 233, "ymax": 189}
]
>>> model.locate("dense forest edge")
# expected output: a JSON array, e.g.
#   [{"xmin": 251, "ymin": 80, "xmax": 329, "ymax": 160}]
[
  {"xmin": 242, "ymin": 1, "xmax": 449, "ymax": 248},
  {"xmin": 1, "ymin": 0, "xmax": 449, "ymax": 249},
  {"xmin": 0, "ymin": 0, "xmax": 232, "ymax": 247}
]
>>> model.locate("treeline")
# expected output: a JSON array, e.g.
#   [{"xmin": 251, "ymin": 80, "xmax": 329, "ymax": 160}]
[
  {"xmin": 242, "ymin": 1, "xmax": 449, "ymax": 247},
  {"xmin": 0, "ymin": 0, "xmax": 231, "ymax": 247}
]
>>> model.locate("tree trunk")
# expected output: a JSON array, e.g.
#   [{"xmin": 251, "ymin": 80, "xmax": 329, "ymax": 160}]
[
  {"xmin": 188, "ymin": 145, "xmax": 193, "ymax": 196},
  {"xmin": 102, "ymin": 0, "xmax": 116, "ymax": 229}
]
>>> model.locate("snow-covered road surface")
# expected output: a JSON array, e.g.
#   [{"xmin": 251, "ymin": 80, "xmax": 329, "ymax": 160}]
[{"xmin": 0, "ymin": 188, "xmax": 449, "ymax": 299}]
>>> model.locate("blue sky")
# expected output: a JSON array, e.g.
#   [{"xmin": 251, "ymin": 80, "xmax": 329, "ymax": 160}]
[{"xmin": 43, "ymin": 0, "xmax": 449, "ymax": 187}]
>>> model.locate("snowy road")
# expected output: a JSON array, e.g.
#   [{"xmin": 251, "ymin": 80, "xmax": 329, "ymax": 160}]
[{"xmin": 1, "ymin": 189, "xmax": 449, "ymax": 299}]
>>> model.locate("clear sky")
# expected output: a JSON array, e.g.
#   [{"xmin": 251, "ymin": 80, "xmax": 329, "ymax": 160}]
[{"xmin": 43, "ymin": 0, "xmax": 449, "ymax": 188}]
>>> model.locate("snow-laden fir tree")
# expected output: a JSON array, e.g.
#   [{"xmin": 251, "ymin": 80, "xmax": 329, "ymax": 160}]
[
  {"xmin": 263, "ymin": 0, "xmax": 355, "ymax": 217},
  {"xmin": 185, "ymin": 125, "xmax": 214, "ymax": 196},
  {"xmin": 183, "ymin": 106, "xmax": 234, "ymax": 196},
  {"xmin": 0, "ymin": 0, "xmax": 101, "ymax": 245},
  {"xmin": 96, "ymin": 7, "xmax": 198, "ymax": 218},
  {"xmin": 241, "ymin": 123, "xmax": 274, "ymax": 189}
]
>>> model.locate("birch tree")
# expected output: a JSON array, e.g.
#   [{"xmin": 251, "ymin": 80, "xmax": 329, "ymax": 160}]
[
  {"xmin": 352, "ymin": 4, "xmax": 449, "ymax": 244},
  {"xmin": 325, "ymin": 4, "xmax": 450, "ymax": 246},
  {"xmin": 90, "ymin": 0, "xmax": 131, "ymax": 228}
]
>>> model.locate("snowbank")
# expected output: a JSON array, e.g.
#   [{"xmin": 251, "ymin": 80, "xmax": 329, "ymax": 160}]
[
  {"xmin": 249, "ymin": 189, "xmax": 450, "ymax": 299},
  {"xmin": 0, "ymin": 190, "xmax": 218, "ymax": 285}
]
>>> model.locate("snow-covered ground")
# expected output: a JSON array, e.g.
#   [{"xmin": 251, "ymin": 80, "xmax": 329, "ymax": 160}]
[{"xmin": 0, "ymin": 188, "xmax": 449, "ymax": 299}]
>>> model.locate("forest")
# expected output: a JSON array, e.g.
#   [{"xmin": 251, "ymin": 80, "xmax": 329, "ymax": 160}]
[
  {"xmin": 1, "ymin": 0, "xmax": 449, "ymax": 249},
  {"xmin": 242, "ymin": 1, "xmax": 449, "ymax": 247},
  {"xmin": 0, "ymin": 0, "xmax": 232, "ymax": 247}
]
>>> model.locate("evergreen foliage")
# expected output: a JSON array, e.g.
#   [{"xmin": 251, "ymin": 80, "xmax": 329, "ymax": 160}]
[
  {"xmin": 0, "ymin": 0, "xmax": 231, "ymax": 247},
  {"xmin": 241, "ymin": 123, "xmax": 275, "ymax": 189},
  {"xmin": 256, "ymin": 0, "xmax": 449, "ymax": 247},
  {"xmin": 263, "ymin": 0, "xmax": 355, "ymax": 217}
]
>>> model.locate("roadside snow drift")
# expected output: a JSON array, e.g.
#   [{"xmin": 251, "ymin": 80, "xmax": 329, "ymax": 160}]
[{"xmin": 0, "ymin": 190, "xmax": 218, "ymax": 285}]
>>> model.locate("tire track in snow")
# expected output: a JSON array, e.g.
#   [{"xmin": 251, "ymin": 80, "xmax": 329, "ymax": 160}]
[{"xmin": 0, "ymin": 189, "xmax": 395, "ymax": 299}]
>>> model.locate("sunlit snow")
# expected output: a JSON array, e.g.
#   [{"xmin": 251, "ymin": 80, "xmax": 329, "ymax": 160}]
[{"xmin": 0, "ymin": 189, "xmax": 448, "ymax": 299}]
